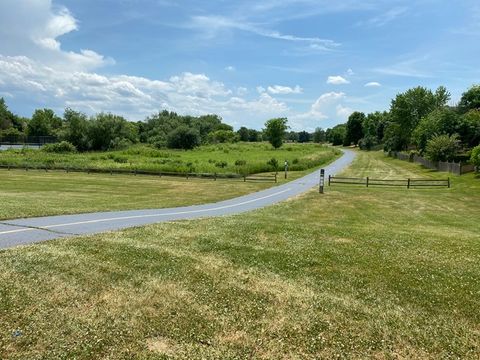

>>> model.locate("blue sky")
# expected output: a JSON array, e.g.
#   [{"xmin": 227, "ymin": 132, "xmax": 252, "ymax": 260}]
[{"xmin": 0, "ymin": 0, "xmax": 479, "ymax": 130}]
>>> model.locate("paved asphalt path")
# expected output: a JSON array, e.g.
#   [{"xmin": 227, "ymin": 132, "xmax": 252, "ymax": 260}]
[{"xmin": 0, "ymin": 150, "xmax": 355, "ymax": 249}]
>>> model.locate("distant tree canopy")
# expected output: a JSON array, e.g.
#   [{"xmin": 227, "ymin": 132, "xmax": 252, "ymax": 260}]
[
  {"xmin": 167, "ymin": 126, "xmax": 201, "ymax": 150},
  {"xmin": 264, "ymin": 117, "xmax": 289, "ymax": 149},
  {"xmin": 344, "ymin": 112, "xmax": 365, "ymax": 146},
  {"xmin": 326, "ymin": 124, "xmax": 346, "ymax": 146},
  {"xmin": 313, "ymin": 127, "xmax": 326, "ymax": 143},
  {"xmin": 458, "ymin": 85, "xmax": 480, "ymax": 113},
  {"xmin": 323, "ymin": 84, "xmax": 480, "ymax": 164}
]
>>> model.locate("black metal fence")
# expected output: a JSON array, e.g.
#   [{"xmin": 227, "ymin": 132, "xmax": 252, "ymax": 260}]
[
  {"xmin": 328, "ymin": 175, "xmax": 450, "ymax": 189},
  {"xmin": 0, "ymin": 135, "xmax": 58, "ymax": 145},
  {"xmin": 0, "ymin": 164, "xmax": 278, "ymax": 182}
]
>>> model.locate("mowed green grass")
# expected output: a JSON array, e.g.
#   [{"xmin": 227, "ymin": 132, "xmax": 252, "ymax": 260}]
[
  {"xmin": 0, "ymin": 142, "xmax": 340, "ymax": 175},
  {"xmin": 0, "ymin": 170, "xmax": 277, "ymax": 220},
  {"xmin": 0, "ymin": 151, "xmax": 479, "ymax": 358}
]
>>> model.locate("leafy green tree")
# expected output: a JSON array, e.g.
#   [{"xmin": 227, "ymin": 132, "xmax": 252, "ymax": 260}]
[
  {"xmin": 88, "ymin": 113, "xmax": 137, "ymax": 150},
  {"xmin": 237, "ymin": 126, "xmax": 249, "ymax": 142},
  {"xmin": 207, "ymin": 129, "xmax": 237, "ymax": 143},
  {"xmin": 459, "ymin": 85, "xmax": 480, "ymax": 113},
  {"xmin": 27, "ymin": 109, "xmax": 62, "ymax": 137},
  {"xmin": 412, "ymin": 108, "xmax": 461, "ymax": 152},
  {"xmin": 248, "ymin": 129, "xmax": 261, "ymax": 142},
  {"xmin": 298, "ymin": 131, "xmax": 311, "ymax": 143},
  {"xmin": 326, "ymin": 124, "xmax": 346, "ymax": 146},
  {"xmin": 166, "ymin": 126, "xmax": 200, "ymax": 149},
  {"xmin": 344, "ymin": 111, "xmax": 365, "ymax": 146},
  {"xmin": 286, "ymin": 131, "xmax": 299, "ymax": 142},
  {"xmin": 313, "ymin": 127, "xmax": 325, "ymax": 143},
  {"xmin": 425, "ymin": 134, "xmax": 460, "ymax": 162},
  {"xmin": 458, "ymin": 110, "xmax": 480, "ymax": 147},
  {"xmin": 0, "ymin": 98, "xmax": 17, "ymax": 130},
  {"xmin": 470, "ymin": 145, "xmax": 480, "ymax": 169},
  {"xmin": 385, "ymin": 86, "xmax": 449, "ymax": 150},
  {"xmin": 59, "ymin": 108, "xmax": 90, "ymax": 151},
  {"xmin": 264, "ymin": 118, "xmax": 288, "ymax": 149}
]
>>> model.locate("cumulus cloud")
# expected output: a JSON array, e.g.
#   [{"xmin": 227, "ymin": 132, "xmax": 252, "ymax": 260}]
[
  {"xmin": 365, "ymin": 81, "xmax": 381, "ymax": 87},
  {"xmin": 0, "ymin": 0, "xmax": 111, "ymax": 71},
  {"xmin": 0, "ymin": 55, "xmax": 288, "ymax": 125},
  {"xmin": 291, "ymin": 92, "xmax": 352, "ymax": 130},
  {"xmin": 326, "ymin": 75, "xmax": 350, "ymax": 85},
  {"xmin": 225, "ymin": 65, "xmax": 236, "ymax": 71},
  {"xmin": 267, "ymin": 85, "xmax": 303, "ymax": 95}
]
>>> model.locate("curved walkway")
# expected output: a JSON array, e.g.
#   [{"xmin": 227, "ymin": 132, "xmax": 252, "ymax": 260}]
[{"xmin": 0, "ymin": 150, "xmax": 355, "ymax": 249}]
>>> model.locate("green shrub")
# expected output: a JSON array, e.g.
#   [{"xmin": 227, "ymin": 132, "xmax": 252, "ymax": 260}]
[
  {"xmin": 470, "ymin": 145, "xmax": 480, "ymax": 170},
  {"xmin": 425, "ymin": 134, "xmax": 460, "ymax": 162},
  {"xmin": 215, "ymin": 161, "xmax": 228, "ymax": 168},
  {"xmin": 267, "ymin": 158, "xmax": 279, "ymax": 171},
  {"xmin": 235, "ymin": 159, "xmax": 247, "ymax": 166},
  {"xmin": 42, "ymin": 141, "xmax": 77, "ymax": 153}
]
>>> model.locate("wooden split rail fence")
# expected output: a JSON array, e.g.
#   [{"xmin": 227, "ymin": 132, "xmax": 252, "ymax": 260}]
[
  {"xmin": 0, "ymin": 164, "xmax": 277, "ymax": 183},
  {"xmin": 328, "ymin": 175, "xmax": 450, "ymax": 189}
]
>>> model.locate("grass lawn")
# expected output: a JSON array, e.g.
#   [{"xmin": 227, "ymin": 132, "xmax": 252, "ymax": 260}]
[
  {"xmin": 0, "ymin": 170, "xmax": 268, "ymax": 220},
  {"xmin": 0, "ymin": 151, "xmax": 479, "ymax": 358},
  {"xmin": 0, "ymin": 142, "xmax": 340, "ymax": 175}
]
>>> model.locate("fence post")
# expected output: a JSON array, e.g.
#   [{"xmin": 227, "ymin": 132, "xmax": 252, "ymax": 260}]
[
  {"xmin": 214, "ymin": 172, "xmax": 217, "ymax": 181},
  {"xmin": 366, "ymin": 177, "xmax": 369, "ymax": 187},
  {"xmin": 448, "ymin": 177, "xmax": 450, "ymax": 188},
  {"xmin": 275, "ymin": 173, "xmax": 277, "ymax": 183},
  {"xmin": 45, "ymin": 166, "xmax": 48, "ymax": 172},
  {"xmin": 328, "ymin": 175, "xmax": 331, "ymax": 186},
  {"xmin": 159, "ymin": 171, "xmax": 162, "ymax": 178},
  {"xmin": 244, "ymin": 175, "xmax": 246, "ymax": 182},
  {"xmin": 319, "ymin": 169, "xmax": 325, "ymax": 194},
  {"xmin": 407, "ymin": 178, "xmax": 410, "ymax": 189}
]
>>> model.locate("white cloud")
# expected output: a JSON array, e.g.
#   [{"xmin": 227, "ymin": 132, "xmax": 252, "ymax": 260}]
[
  {"xmin": 189, "ymin": 15, "xmax": 340, "ymax": 51},
  {"xmin": 336, "ymin": 104, "xmax": 353, "ymax": 118},
  {"xmin": 326, "ymin": 75, "xmax": 350, "ymax": 85},
  {"xmin": 291, "ymin": 91, "xmax": 352, "ymax": 130},
  {"xmin": 364, "ymin": 81, "xmax": 382, "ymax": 87},
  {"xmin": 225, "ymin": 65, "xmax": 236, "ymax": 71},
  {"xmin": 267, "ymin": 85, "xmax": 303, "ymax": 95},
  {"xmin": 0, "ymin": 55, "xmax": 288, "ymax": 127},
  {"xmin": 346, "ymin": 68, "xmax": 354, "ymax": 75},
  {"xmin": 256, "ymin": 86, "xmax": 266, "ymax": 94},
  {"xmin": 0, "ymin": 0, "xmax": 111, "ymax": 71},
  {"xmin": 358, "ymin": 7, "xmax": 408, "ymax": 27}
]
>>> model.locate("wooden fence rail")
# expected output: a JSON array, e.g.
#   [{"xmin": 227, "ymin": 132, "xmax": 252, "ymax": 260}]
[
  {"xmin": 328, "ymin": 175, "xmax": 450, "ymax": 189},
  {"xmin": 0, "ymin": 164, "xmax": 278, "ymax": 183}
]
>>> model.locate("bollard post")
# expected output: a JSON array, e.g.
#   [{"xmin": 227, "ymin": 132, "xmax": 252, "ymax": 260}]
[
  {"xmin": 366, "ymin": 177, "xmax": 369, "ymax": 187},
  {"xmin": 319, "ymin": 169, "xmax": 325, "ymax": 194},
  {"xmin": 407, "ymin": 178, "xmax": 410, "ymax": 189}
]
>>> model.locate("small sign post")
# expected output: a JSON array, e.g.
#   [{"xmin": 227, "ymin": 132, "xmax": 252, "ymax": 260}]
[
  {"xmin": 319, "ymin": 169, "xmax": 325, "ymax": 194},
  {"xmin": 284, "ymin": 160, "xmax": 288, "ymax": 179}
]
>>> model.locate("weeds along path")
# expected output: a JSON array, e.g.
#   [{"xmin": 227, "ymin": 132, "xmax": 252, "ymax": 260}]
[{"xmin": 0, "ymin": 150, "xmax": 355, "ymax": 249}]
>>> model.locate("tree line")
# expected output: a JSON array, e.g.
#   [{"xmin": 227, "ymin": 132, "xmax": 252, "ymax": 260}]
[
  {"xmin": 325, "ymin": 85, "xmax": 480, "ymax": 167},
  {"xmin": 0, "ymin": 99, "xmax": 328, "ymax": 152}
]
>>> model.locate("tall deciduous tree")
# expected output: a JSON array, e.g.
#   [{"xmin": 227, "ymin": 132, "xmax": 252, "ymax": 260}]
[
  {"xmin": 27, "ymin": 109, "xmax": 62, "ymax": 137},
  {"xmin": 384, "ymin": 86, "xmax": 450, "ymax": 150},
  {"xmin": 459, "ymin": 85, "xmax": 480, "ymax": 113},
  {"xmin": 344, "ymin": 111, "xmax": 365, "ymax": 146},
  {"xmin": 264, "ymin": 118, "xmax": 288, "ymax": 149},
  {"xmin": 313, "ymin": 127, "xmax": 325, "ymax": 143}
]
